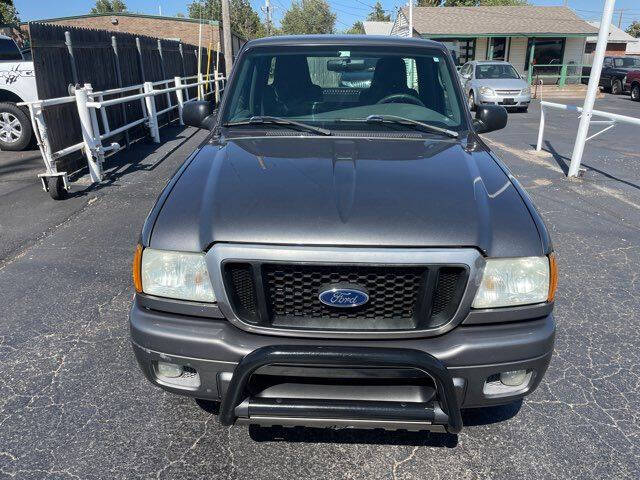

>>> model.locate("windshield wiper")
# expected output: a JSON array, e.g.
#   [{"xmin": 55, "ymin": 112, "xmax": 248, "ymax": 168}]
[
  {"xmin": 223, "ymin": 116, "xmax": 331, "ymax": 136},
  {"xmin": 361, "ymin": 114, "xmax": 459, "ymax": 138}
]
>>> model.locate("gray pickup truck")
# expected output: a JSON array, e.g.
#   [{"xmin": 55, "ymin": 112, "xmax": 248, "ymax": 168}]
[{"xmin": 130, "ymin": 36, "xmax": 557, "ymax": 435}]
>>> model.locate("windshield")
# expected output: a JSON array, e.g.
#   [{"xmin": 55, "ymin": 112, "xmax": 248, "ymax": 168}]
[
  {"xmin": 476, "ymin": 64, "xmax": 520, "ymax": 80},
  {"xmin": 614, "ymin": 57, "xmax": 640, "ymax": 68},
  {"xmin": 221, "ymin": 46, "xmax": 465, "ymax": 133}
]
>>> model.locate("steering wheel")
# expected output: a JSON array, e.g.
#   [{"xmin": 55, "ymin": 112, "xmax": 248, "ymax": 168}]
[{"xmin": 376, "ymin": 93, "xmax": 425, "ymax": 107}]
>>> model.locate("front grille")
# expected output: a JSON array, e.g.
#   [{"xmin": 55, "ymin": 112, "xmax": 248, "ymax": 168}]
[
  {"xmin": 264, "ymin": 264, "xmax": 424, "ymax": 322},
  {"xmin": 495, "ymin": 89, "xmax": 521, "ymax": 95},
  {"xmin": 223, "ymin": 261, "xmax": 468, "ymax": 332}
]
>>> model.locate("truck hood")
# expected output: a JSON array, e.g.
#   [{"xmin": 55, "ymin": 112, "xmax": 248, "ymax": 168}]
[
  {"xmin": 476, "ymin": 78, "xmax": 527, "ymax": 90},
  {"xmin": 150, "ymin": 136, "xmax": 543, "ymax": 257}
]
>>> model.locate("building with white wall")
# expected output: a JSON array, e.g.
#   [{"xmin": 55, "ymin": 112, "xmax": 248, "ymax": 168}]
[{"xmin": 391, "ymin": 6, "xmax": 597, "ymax": 82}]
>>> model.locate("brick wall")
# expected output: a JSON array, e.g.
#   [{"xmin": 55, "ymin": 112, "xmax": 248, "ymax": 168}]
[{"xmin": 25, "ymin": 14, "xmax": 223, "ymax": 50}]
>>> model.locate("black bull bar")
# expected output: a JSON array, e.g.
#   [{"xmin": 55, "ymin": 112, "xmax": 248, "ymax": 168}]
[{"xmin": 219, "ymin": 345, "xmax": 463, "ymax": 434}]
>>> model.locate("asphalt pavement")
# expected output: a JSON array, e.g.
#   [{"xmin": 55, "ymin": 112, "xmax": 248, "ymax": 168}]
[{"xmin": 0, "ymin": 95, "xmax": 639, "ymax": 479}]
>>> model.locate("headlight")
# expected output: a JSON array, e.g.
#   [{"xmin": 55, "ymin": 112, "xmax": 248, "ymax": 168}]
[
  {"xmin": 134, "ymin": 247, "xmax": 216, "ymax": 302},
  {"xmin": 472, "ymin": 256, "xmax": 556, "ymax": 309},
  {"xmin": 479, "ymin": 86, "xmax": 495, "ymax": 96}
]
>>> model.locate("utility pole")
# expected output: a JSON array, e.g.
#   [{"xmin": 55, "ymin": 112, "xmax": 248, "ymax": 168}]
[
  {"xmin": 568, "ymin": 0, "xmax": 616, "ymax": 178},
  {"xmin": 221, "ymin": 0, "xmax": 233, "ymax": 76},
  {"xmin": 261, "ymin": 0, "xmax": 273, "ymax": 36},
  {"xmin": 409, "ymin": 0, "xmax": 413, "ymax": 38},
  {"xmin": 618, "ymin": 9, "xmax": 623, "ymax": 28}
]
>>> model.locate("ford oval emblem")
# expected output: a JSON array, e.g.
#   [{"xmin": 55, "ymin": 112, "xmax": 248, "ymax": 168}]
[{"xmin": 318, "ymin": 285, "xmax": 369, "ymax": 308}]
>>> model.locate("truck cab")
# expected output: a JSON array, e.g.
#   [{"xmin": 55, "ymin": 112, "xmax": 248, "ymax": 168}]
[{"xmin": 0, "ymin": 34, "xmax": 36, "ymax": 151}]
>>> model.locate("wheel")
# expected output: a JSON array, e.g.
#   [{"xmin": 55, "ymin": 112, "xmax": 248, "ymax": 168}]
[
  {"xmin": 0, "ymin": 102, "xmax": 32, "ymax": 151},
  {"xmin": 468, "ymin": 91, "xmax": 476, "ymax": 112},
  {"xmin": 631, "ymin": 84, "xmax": 640, "ymax": 102},
  {"xmin": 46, "ymin": 176, "xmax": 67, "ymax": 200},
  {"xmin": 611, "ymin": 79, "xmax": 623, "ymax": 95}
]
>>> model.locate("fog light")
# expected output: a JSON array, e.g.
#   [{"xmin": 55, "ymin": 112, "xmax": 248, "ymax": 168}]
[
  {"xmin": 157, "ymin": 361, "xmax": 183, "ymax": 378},
  {"xmin": 500, "ymin": 370, "xmax": 527, "ymax": 387}
]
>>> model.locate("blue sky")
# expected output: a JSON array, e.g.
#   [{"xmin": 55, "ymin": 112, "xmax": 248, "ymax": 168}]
[{"xmin": 15, "ymin": 0, "xmax": 640, "ymax": 31}]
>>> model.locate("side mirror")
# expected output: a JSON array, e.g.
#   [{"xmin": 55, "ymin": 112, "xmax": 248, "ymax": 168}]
[
  {"xmin": 182, "ymin": 100, "xmax": 217, "ymax": 130},
  {"xmin": 473, "ymin": 105, "xmax": 508, "ymax": 134}
]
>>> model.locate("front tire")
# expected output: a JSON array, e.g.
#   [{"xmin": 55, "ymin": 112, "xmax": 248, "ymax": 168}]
[
  {"xmin": 0, "ymin": 103, "xmax": 32, "ymax": 151},
  {"xmin": 631, "ymin": 84, "xmax": 640, "ymax": 102},
  {"xmin": 468, "ymin": 91, "xmax": 476, "ymax": 112},
  {"xmin": 611, "ymin": 79, "xmax": 623, "ymax": 95}
]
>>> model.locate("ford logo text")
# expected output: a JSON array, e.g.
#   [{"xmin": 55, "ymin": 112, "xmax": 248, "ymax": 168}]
[{"xmin": 318, "ymin": 286, "xmax": 369, "ymax": 308}]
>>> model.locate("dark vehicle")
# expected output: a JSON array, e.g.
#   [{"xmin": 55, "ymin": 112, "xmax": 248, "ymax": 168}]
[
  {"xmin": 583, "ymin": 56, "xmax": 640, "ymax": 94},
  {"xmin": 625, "ymin": 70, "xmax": 640, "ymax": 101},
  {"xmin": 130, "ymin": 36, "xmax": 557, "ymax": 435}
]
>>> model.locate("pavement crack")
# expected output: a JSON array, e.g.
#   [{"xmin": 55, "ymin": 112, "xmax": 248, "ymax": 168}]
[{"xmin": 391, "ymin": 446, "xmax": 419, "ymax": 480}]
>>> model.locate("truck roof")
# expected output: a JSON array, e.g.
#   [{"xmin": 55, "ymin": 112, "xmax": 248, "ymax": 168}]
[{"xmin": 244, "ymin": 35, "xmax": 446, "ymax": 51}]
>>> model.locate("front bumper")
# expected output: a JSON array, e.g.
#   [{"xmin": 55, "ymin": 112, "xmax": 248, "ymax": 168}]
[
  {"xmin": 478, "ymin": 92, "xmax": 531, "ymax": 108},
  {"xmin": 130, "ymin": 300, "xmax": 555, "ymax": 431}
]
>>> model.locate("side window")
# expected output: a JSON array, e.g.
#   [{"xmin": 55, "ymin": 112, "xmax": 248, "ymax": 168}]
[
  {"xmin": 603, "ymin": 57, "xmax": 613, "ymax": 67},
  {"xmin": 307, "ymin": 57, "xmax": 341, "ymax": 88},
  {"xmin": 267, "ymin": 57, "xmax": 275, "ymax": 85},
  {"xmin": 404, "ymin": 58, "xmax": 418, "ymax": 92},
  {"xmin": 614, "ymin": 58, "xmax": 624, "ymax": 68},
  {"xmin": 0, "ymin": 38, "xmax": 22, "ymax": 61}
]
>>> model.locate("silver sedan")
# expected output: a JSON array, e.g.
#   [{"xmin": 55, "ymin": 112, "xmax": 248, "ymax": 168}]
[{"xmin": 459, "ymin": 61, "xmax": 531, "ymax": 112}]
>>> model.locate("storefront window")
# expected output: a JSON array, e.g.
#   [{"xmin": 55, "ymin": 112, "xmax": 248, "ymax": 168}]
[
  {"xmin": 525, "ymin": 38, "xmax": 565, "ymax": 70},
  {"xmin": 437, "ymin": 38, "xmax": 476, "ymax": 67},
  {"xmin": 488, "ymin": 37, "xmax": 507, "ymax": 61}
]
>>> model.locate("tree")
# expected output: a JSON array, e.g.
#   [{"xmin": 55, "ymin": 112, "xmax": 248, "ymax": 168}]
[
  {"xmin": 417, "ymin": 0, "xmax": 441, "ymax": 5},
  {"xmin": 627, "ymin": 21, "xmax": 640, "ymax": 38},
  {"xmin": 280, "ymin": 0, "xmax": 336, "ymax": 35},
  {"xmin": 90, "ymin": 0, "xmax": 127, "ymax": 14},
  {"xmin": 345, "ymin": 21, "xmax": 365, "ymax": 35},
  {"xmin": 0, "ymin": 0, "xmax": 20, "ymax": 25},
  {"xmin": 188, "ymin": 0, "xmax": 265, "ymax": 39},
  {"xmin": 367, "ymin": 2, "xmax": 390, "ymax": 22}
]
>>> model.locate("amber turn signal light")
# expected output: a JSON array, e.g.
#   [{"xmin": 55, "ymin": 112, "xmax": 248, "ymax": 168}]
[
  {"xmin": 547, "ymin": 253, "xmax": 558, "ymax": 302},
  {"xmin": 133, "ymin": 244, "xmax": 143, "ymax": 293}
]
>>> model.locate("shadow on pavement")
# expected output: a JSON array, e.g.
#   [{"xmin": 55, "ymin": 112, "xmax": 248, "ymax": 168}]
[
  {"xmin": 65, "ymin": 126, "xmax": 201, "ymax": 198},
  {"xmin": 537, "ymin": 140, "xmax": 640, "ymax": 191}
]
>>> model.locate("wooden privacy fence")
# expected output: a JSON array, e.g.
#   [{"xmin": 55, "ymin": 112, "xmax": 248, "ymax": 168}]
[{"xmin": 29, "ymin": 22, "xmax": 223, "ymax": 171}]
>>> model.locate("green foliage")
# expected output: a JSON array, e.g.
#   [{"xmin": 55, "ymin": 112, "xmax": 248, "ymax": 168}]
[
  {"xmin": 0, "ymin": 1, "xmax": 20, "ymax": 25},
  {"xmin": 90, "ymin": 0, "xmax": 127, "ymax": 14},
  {"xmin": 280, "ymin": 0, "xmax": 336, "ymax": 35},
  {"xmin": 345, "ymin": 21, "xmax": 365, "ymax": 35},
  {"xmin": 416, "ymin": 0, "xmax": 441, "ymax": 6},
  {"xmin": 627, "ymin": 21, "xmax": 640, "ymax": 38},
  {"xmin": 367, "ymin": 2, "xmax": 390, "ymax": 22},
  {"xmin": 188, "ymin": 0, "xmax": 265, "ymax": 39}
]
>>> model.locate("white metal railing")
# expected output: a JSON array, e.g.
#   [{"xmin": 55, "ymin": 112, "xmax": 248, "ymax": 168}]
[
  {"xmin": 19, "ymin": 72, "xmax": 225, "ymax": 198},
  {"xmin": 536, "ymin": 100, "xmax": 640, "ymax": 176}
]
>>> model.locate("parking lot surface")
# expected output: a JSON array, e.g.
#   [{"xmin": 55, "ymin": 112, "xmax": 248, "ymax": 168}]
[{"xmin": 1, "ymin": 95, "xmax": 639, "ymax": 479}]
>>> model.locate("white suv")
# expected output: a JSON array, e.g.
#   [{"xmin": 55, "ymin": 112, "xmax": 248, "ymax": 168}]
[{"xmin": 0, "ymin": 34, "xmax": 37, "ymax": 151}]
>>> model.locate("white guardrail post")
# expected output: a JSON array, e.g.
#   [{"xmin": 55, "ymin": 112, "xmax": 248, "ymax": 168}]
[
  {"xmin": 197, "ymin": 72, "xmax": 204, "ymax": 100},
  {"xmin": 175, "ymin": 76, "xmax": 184, "ymax": 125},
  {"xmin": 75, "ymin": 85, "xmax": 104, "ymax": 182},
  {"xmin": 143, "ymin": 81, "xmax": 161, "ymax": 143},
  {"xmin": 536, "ymin": 103, "xmax": 545, "ymax": 151}
]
